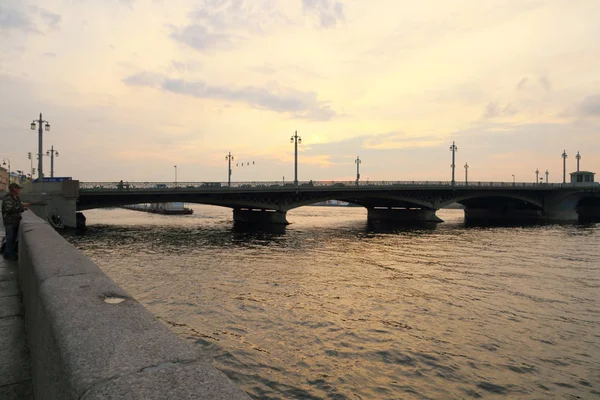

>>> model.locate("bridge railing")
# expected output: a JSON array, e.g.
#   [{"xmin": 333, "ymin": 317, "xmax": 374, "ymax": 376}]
[{"xmin": 79, "ymin": 180, "xmax": 577, "ymax": 191}]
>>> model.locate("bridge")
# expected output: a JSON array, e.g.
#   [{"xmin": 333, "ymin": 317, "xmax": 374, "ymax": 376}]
[{"xmin": 75, "ymin": 180, "xmax": 600, "ymax": 225}]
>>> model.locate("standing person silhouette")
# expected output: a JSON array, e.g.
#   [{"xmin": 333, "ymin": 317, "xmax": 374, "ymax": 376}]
[{"xmin": 2, "ymin": 183, "xmax": 29, "ymax": 260}]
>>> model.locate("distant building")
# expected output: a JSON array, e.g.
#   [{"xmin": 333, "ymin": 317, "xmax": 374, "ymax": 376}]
[
  {"xmin": 570, "ymin": 171, "xmax": 596, "ymax": 185},
  {"xmin": 0, "ymin": 167, "xmax": 7, "ymax": 192}
]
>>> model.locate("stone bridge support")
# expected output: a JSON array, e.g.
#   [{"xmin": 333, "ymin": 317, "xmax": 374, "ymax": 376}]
[
  {"xmin": 458, "ymin": 192, "xmax": 595, "ymax": 223},
  {"xmin": 463, "ymin": 208, "xmax": 544, "ymax": 223},
  {"xmin": 541, "ymin": 194, "xmax": 580, "ymax": 222},
  {"xmin": 367, "ymin": 207, "xmax": 443, "ymax": 223},
  {"xmin": 577, "ymin": 196, "xmax": 600, "ymax": 221},
  {"xmin": 233, "ymin": 208, "xmax": 289, "ymax": 224}
]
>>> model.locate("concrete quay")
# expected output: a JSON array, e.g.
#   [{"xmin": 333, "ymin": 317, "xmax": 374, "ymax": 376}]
[{"xmin": 10, "ymin": 211, "xmax": 251, "ymax": 400}]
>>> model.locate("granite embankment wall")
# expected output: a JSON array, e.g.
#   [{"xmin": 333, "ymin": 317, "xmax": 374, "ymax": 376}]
[{"xmin": 18, "ymin": 211, "xmax": 250, "ymax": 400}]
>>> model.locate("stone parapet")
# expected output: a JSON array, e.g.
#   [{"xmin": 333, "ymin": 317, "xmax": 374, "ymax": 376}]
[{"xmin": 18, "ymin": 211, "xmax": 250, "ymax": 400}]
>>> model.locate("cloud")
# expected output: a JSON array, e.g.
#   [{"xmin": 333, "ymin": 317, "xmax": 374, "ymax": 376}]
[
  {"xmin": 30, "ymin": 6, "xmax": 61, "ymax": 30},
  {"xmin": 539, "ymin": 76, "xmax": 551, "ymax": 92},
  {"xmin": 169, "ymin": 23, "xmax": 238, "ymax": 51},
  {"xmin": 516, "ymin": 76, "xmax": 551, "ymax": 92},
  {"xmin": 73, "ymin": 0, "xmax": 134, "ymax": 6},
  {"xmin": 43, "ymin": 52, "xmax": 57, "ymax": 57},
  {"xmin": 250, "ymin": 65, "xmax": 277, "ymax": 75},
  {"xmin": 122, "ymin": 71, "xmax": 164, "ymax": 86},
  {"xmin": 170, "ymin": 0, "xmax": 289, "ymax": 51},
  {"xmin": 483, "ymin": 102, "xmax": 518, "ymax": 119},
  {"xmin": 579, "ymin": 95, "xmax": 600, "ymax": 117},
  {"xmin": 0, "ymin": 5, "xmax": 36, "ymax": 33},
  {"xmin": 171, "ymin": 60, "xmax": 202, "ymax": 73},
  {"xmin": 362, "ymin": 132, "xmax": 442, "ymax": 149},
  {"xmin": 123, "ymin": 72, "xmax": 336, "ymax": 120},
  {"xmin": 303, "ymin": 132, "xmax": 443, "ymax": 159},
  {"xmin": 188, "ymin": 0, "xmax": 283, "ymax": 34},
  {"xmin": 302, "ymin": 0, "xmax": 345, "ymax": 28},
  {"xmin": 0, "ymin": 4, "xmax": 61, "ymax": 34}
]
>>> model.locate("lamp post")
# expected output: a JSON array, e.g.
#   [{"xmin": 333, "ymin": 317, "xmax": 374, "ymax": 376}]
[
  {"xmin": 561, "ymin": 150, "xmax": 567, "ymax": 184},
  {"xmin": 545, "ymin": 169, "xmax": 549, "ymax": 184},
  {"xmin": 290, "ymin": 130, "xmax": 301, "ymax": 186},
  {"xmin": 30, "ymin": 113, "xmax": 50, "ymax": 180},
  {"xmin": 2, "ymin": 158, "xmax": 10, "ymax": 184},
  {"xmin": 27, "ymin": 152, "xmax": 34, "ymax": 178},
  {"xmin": 355, "ymin": 156, "xmax": 361, "ymax": 186},
  {"xmin": 576, "ymin": 151, "xmax": 581, "ymax": 172},
  {"xmin": 174, "ymin": 165, "xmax": 177, "ymax": 186},
  {"xmin": 449, "ymin": 141, "xmax": 458, "ymax": 186},
  {"xmin": 512, "ymin": 174, "xmax": 515, "ymax": 185},
  {"xmin": 535, "ymin": 168, "xmax": 539, "ymax": 184},
  {"xmin": 464, "ymin": 162, "xmax": 469, "ymax": 185},
  {"xmin": 46, "ymin": 146, "xmax": 59, "ymax": 178},
  {"xmin": 225, "ymin": 152, "xmax": 234, "ymax": 187}
]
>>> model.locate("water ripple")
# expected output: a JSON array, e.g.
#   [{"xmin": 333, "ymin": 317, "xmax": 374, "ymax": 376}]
[{"xmin": 64, "ymin": 206, "xmax": 600, "ymax": 399}]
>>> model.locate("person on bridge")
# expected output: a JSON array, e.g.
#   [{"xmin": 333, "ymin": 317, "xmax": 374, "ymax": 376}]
[{"xmin": 2, "ymin": 183, "xmax": 29, "ymax": 261}]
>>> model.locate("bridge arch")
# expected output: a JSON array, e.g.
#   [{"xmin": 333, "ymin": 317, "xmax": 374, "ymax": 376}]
[
  {"xmin": 439, "ymin": 193, "xmax": 544, "ymax": 210},
  {"xmin": 282, "ymin": 193, "xmax": 435, "ymax": 211},
  {"xmin": 573, "ymin": 193, "xmax": 600, "ymax": 221}
]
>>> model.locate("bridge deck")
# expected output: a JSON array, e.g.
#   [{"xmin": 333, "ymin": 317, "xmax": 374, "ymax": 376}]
[{"xmin": 80, "ymin": 180, "xmax": 596, "ymax": 193}]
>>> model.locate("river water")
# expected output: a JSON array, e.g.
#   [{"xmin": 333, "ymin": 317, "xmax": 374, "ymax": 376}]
[{"xmin": 64, "ymin": 205, "xmax": 600, "ymax": 399}]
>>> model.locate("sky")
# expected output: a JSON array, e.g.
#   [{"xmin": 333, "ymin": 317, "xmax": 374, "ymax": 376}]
[{"xmin": 1, "ymin": 0, "xmax": 599, "ymax": 183}]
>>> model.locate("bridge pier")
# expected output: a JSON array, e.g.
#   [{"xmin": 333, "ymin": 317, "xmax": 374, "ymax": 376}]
[
  {"xmin": 578, "ymin": 205, "xmax": 600, "ymax": 222},
  {"xmin": 541, "ymin": 195, "xmax": 581, "ymax": 222},
  {"xmin": 233, "ymin": 208, "xmax": 289, "ymax": 225},
  {"xmin": 576, "ymin": 195, "xmax": 600, "ymax": 221},
  {"xmin": 367, "ymin": 207, "xmax": 443, "ymax": 223},
  {"xmin": 464, "ymin": 208, "xmax": 544, "ymax": 223}
]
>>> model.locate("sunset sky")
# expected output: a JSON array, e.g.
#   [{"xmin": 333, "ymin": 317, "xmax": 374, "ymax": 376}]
[{"xmin": 1, "ymin": 0, "xmax": 599, "ymax": 183}]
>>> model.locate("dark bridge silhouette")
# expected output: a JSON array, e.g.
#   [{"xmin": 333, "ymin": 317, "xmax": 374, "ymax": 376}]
[{"xmin": 78, "ymin": 180, "xmax": 600, "ymax": 224}]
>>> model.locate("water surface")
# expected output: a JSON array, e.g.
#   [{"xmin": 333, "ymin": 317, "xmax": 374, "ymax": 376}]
[{"xmin": 65, "ymin": 205, "xmax": 600, "ymax": 399}]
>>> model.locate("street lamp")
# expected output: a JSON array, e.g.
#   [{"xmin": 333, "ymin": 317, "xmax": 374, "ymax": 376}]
[
  {"xmin": 561, "ymin": 150, "xmax": 567, "ymax": 184},
  {"xmin": 464, "ymin": 162, "xmax": 469, "ymax": 185},
  {"xmin": 46, "ymin": 146, "xmax": 59, "ymax": 178},
  {"xmin": 2, "ymin": 158, "xmax": 10, "ymax": 184},
  {"xmin": 31, "ymin": 113, "xmax": 50, "ymax": 180},
  {"xmin": 576, "ymin": 151, "xmax": 581, "ymax": 172},
  {"xmin": 535, "ymin": 168, "xmax": 539, "ymax": 184},
  {"xmin": 290, "ymin": 131, "xmax": 301, "ymax": 186},
  {"xmin": 27, "ymin": 152, "xmax": 34, "ymax": 178},
  {"xmin": 355, "ymin": 156, "xmax": 361, "ymax": 186},
  {"xmin": 545, "ymin": 169, "xmax": 549, "ymax": 184},
  {"xmin": 225, "ymin": 152, "xmax": 234, "ymax": 187},
  {"xmin": 449, "ymin": 141, "xmax": 458, "ymax": 185},
  {"xmin": 174, "ymin": 165, "xmax": 177, "ymax": 185},
  {"xmin": 512, "ymin": 174, "xmax": 515, "ymax": 185}
]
